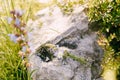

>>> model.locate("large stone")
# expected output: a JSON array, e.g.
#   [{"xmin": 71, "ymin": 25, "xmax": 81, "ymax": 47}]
[{"xmin": 27, "ymin": 4, "xmax": 103, "ymax": 80}]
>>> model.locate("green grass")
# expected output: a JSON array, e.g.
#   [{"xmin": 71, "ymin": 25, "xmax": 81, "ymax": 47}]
[
  {"xmin": 88, "ymin": 0, "xmax": 120, "ymax": 80},
  {"xmin": 0, "ymin": 0, "xmax": 43, "ymax": 80}
]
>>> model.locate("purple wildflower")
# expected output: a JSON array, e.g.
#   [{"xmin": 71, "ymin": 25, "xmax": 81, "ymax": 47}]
[
  {"xmin": 7, "ymin": 17, "xmax": 13, "ymax": 24},
  {"xmin": 15, "ymin": 18, "xmax": 21, "ymax": 27},
  {"xmin": 16, "ymin": 35, "xmax": 25, "ymax": 43},
  {"xmin": 22, "ymin": 46, "xmax": 27, "ymax": 52},
  {"xmin": 15, "ymin": 10, "xmax": 25, "ymax": 17},
  {"xmin": 8, "ymin": 34, "xmax": 18, "ymax": 43}
]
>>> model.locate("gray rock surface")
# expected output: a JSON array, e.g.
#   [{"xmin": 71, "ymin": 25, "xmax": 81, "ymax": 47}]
[{"xmin": 27, "ymin": 4, "xmax": 103, "ymax": 80}]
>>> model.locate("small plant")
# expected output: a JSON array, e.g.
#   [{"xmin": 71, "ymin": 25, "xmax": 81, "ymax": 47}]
[
  {"xmin": 9, "ymin": 9, "xmax": 33, "ymax": 80},
  {"xmin": 58, "ymin": 2, "xmax": 74, "ymax": 15},
  {"xmin": 0, "ymin": 0, "xmax": 36, "ymax": 80},
  {"xmin": 8, "ymin": 9, "xmax": 32, "ymax": 66},
  {"xmin": 88, "ymin": 0, "xmax": 120, "ymax": 79},
  {"xmin": 63, "ymin": 50, "xmax": 87, "ymax": 64},
  {"xmin": 57, "ymin": 0, "xmax": 84, "ymax": 15},
  {"xmin": 0, "ymin": 9, "xmax": 33, "ymax": 80}
]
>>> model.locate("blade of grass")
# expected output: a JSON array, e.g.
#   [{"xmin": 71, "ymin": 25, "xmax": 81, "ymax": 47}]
[
  {"xmin": 3, "ymin": 0, "xmax": 10, "ymax": 16},
  {"xmin": 10, "ymin": 0, "xmax": 15, "ymax": 10},
  {"xmin": 23, "ymin": 0, "xmax": 33, "ymax": 22}
]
